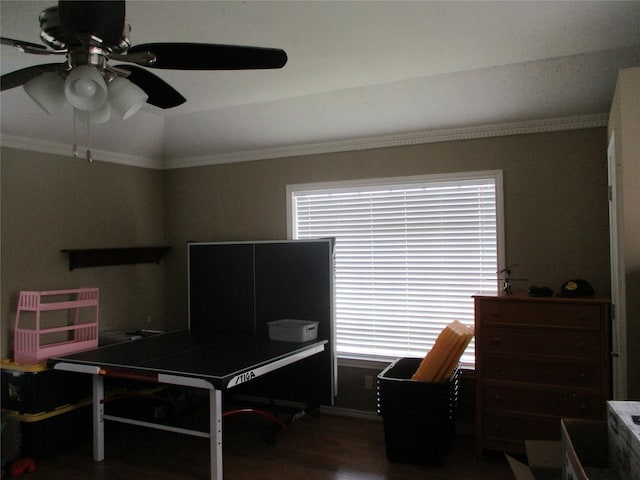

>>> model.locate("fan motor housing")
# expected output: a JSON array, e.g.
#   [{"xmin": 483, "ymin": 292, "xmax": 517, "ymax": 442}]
[{"xmin": 39, "ymin": 6, "xmax": 131, "ymax": 54}]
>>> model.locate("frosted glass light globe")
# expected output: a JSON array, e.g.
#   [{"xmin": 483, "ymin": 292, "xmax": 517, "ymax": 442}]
[
  {"xmin": 74, "ymin": 78, "xmax": 97, "ymax": 98},
  {"xmin": 64, "ymin": 65, "xmax": 107, "ymax": 110}
]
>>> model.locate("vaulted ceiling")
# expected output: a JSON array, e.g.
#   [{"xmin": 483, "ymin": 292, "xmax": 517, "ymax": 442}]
[{"xmin": 1, "ymin": 1, "xmax": 639, "ymax": 168}]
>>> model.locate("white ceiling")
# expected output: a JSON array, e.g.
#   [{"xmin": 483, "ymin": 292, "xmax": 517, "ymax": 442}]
[{"xmin": 1, "ymin": 1, "xmax": 639, "ymax": 168}]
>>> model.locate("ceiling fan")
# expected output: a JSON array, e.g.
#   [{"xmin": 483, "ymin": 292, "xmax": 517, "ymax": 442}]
[{"xmin": 0, "ymin": 0, "xmax": 287, "ymax": 122}]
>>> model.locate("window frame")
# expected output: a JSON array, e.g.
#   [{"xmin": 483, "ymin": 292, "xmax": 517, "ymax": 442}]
[{"xmin": 287, "ymin": 170, "xmax": 505, "ymax": 367}]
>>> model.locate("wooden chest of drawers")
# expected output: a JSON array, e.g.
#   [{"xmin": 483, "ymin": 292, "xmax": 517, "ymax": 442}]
[{"xmin": 474, "ymin": 294, "xmax": 611, "ymax": 455}]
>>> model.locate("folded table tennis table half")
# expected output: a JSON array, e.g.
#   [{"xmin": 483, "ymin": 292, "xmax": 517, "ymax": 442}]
[{"xmin": 48, "ymin": 330, "xmax": 328, "ymax": 480}]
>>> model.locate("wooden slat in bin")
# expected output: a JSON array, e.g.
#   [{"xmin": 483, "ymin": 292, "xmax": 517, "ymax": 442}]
[{"xmin": 412, "ymin": 320, "xmax": 474, "ymax": 383}]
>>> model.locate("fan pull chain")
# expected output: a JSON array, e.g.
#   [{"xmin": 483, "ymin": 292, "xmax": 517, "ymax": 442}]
[
  {"xmin": 72, "ymin": 109, "xmax": 79, "ymax": 158},
  {"xmin": 86, "ymin": 116, "xmax": 93, "ymax": 162},
  {"xmin": 71, "ymin": 109, "xmax": 93, "ymax": 162}
]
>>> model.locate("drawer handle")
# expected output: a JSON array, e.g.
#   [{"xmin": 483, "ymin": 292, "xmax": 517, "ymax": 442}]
[{"xmin": 492, "ymin": 336, "xmax": 501, "ymax": 344}]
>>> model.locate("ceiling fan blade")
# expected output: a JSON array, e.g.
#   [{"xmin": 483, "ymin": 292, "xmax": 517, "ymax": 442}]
[
  {"xmin": 1, "ymin": 36, "xmax": 50, "ymax": 54},
  {"xmin": 127, "ymin": 43, "xmax": 287, "ymax": 70},
  {"xmin": 58, "ymin": 0, "xmax": 126, "ymax": 46},
  {"xmin": 1, "ymin": 63, "xmax": 62, "ymax": 91},
  {"xmin": 115, "ymin": 65, "xmax": 186, "ymax": 109}
]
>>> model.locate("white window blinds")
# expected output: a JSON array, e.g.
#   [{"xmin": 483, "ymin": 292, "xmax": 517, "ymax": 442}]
[{"xmin": 288, "ymin": 171, "xmax": 502, "ymax": 365}]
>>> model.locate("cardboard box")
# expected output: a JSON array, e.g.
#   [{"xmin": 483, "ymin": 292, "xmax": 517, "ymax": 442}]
[
  {"xmin": 561, "ymin": 419, "xmax": 612, "ymax": 480},
  {"xmin": 608, "ymin": 401, "xmax": 640, "ymax": 480},
  {"xmin": 506, "ymin": 440, "xmax": 562, "ymax": 480}
]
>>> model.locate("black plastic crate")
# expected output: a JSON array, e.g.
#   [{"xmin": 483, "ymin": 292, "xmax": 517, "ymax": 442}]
[
  {"xmin": 1, "ymin": 361, "xmax": 91, "ymax": 414},
  {"xmin": 15, "ymin": 401, "xmax": 92, "ymax": 460},
  {"xmin": 377, "ymin": 357, "xmax": 460, "ymax": 466}
]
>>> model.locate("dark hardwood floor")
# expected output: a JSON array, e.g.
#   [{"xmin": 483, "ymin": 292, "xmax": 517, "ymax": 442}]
[{"xmin": 17, "ymin": 407, "xmax": 511, "ymax": 480}]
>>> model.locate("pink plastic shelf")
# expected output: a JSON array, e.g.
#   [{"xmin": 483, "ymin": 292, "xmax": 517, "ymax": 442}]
[{"xmin": 14, "ymin": 288, "xmax": 99, "ymax": 365}]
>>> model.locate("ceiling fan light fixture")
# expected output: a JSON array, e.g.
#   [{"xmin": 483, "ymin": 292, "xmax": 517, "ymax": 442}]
[
  {"xmin": 23, "ymin": 72, "xmax": 65, "ymax": 115},
  {"xmin": 108, "ymin": 76, "xmax": 148, "ymax": 120},
  {"xmin": 74, "ymin": 102, "xmax": 111, "ymax": 125},
  {"xmin": 64, "ymin": 65, "xmax": 107, "ymax": 110}
]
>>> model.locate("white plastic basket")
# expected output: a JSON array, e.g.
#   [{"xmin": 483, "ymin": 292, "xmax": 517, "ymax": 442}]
[{"xmin": 267, "ymin": 319, "xmax": 319, "ymax": 343}]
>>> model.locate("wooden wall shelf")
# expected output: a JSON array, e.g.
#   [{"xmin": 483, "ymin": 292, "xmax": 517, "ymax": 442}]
[{"xmin": 61, "ymin": 247, "xmax": 172, "ymax": 270}]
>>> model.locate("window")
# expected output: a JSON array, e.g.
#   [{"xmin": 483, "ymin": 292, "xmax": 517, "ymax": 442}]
[{"xmin": 287, "ymin": 171, "xmax": 503, "ymax": 366}]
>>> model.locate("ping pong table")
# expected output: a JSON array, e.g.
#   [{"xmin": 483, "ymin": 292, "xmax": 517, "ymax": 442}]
[{"xmin": 48, "ymin": 330, "xmax": 327, "ymax": 480}]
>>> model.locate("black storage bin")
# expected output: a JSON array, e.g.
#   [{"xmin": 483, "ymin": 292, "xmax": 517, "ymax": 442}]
[
  {"xmin": 15, "ymin": 401, "xmax": 92, "ymax": 459},
  {"xmin": 377, "ymin": 357, "xmax": 460, "ymax": 467},
  {"xmin": 1, "ymin": 361, "xmax": 91, "ymax": 414}
]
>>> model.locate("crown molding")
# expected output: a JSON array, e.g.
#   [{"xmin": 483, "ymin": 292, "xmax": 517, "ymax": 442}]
[
  {"xmin": 0, "ymin": 134, "xmax": 163, "ymax": 170},
  {"xmin": 163, "ymin": 113, "xmax": 609, "ymax": 169},
  {"xmin": 3, "ymin": 113, "xmax": 608, "ymax": 170}
]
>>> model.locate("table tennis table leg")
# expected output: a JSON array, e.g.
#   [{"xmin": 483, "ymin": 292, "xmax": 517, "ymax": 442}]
[
  {"xmin": 210, "ymin": 388, "xmax": 223, "ymax": 480},
  {"xmin": 93, "ymin": 374, "xmax": 105, "ymax": 461}
]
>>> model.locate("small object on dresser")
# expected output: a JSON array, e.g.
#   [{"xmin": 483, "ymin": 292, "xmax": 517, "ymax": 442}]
[
  {"xmin": 557, "ymin": 279, "xmax": 594, "ymax": 297},
  {"xmin": 528, "ymin": 286, "xmax": 554, "ymax": 297}
]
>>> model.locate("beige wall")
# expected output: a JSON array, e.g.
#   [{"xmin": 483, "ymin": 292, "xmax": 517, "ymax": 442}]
[{"xmin": 1, "ymin": 148, "xmax": 167, "ymax": 358}]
